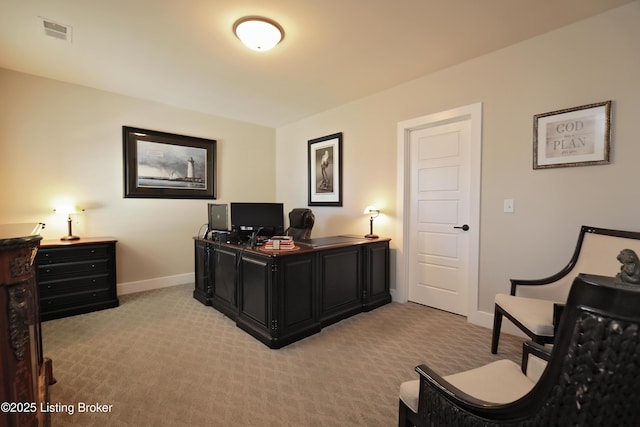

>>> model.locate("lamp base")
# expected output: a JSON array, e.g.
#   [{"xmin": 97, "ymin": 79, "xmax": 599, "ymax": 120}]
[
  {"xmin": 364, "ymin": 234, "xmax": 378, "ymax": 239},
  {"xmin": 60, "ymin": 235, "xmax": 80, "ymax": 241}
]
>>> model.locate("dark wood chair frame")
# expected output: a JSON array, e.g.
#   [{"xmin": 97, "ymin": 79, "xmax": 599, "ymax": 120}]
[
  {"xmin": 403, "ymin": 273, "xmax": 640, "ymax": 426},
  {"xmin": 491, "ymin": 225, "xmax": 640, "ymax": 354},
  {"xmin": 398, "ymin": 399, "xmax": 419, "ymax": 427},
  {"xmin": 399, "ymin": 341, "xmax": 551, "ymax": 427}
]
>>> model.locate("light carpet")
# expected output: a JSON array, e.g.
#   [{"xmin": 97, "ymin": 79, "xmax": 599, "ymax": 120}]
[{"xmin": 41, "ymin": 284, "xmax": 523, "ymax": 426}]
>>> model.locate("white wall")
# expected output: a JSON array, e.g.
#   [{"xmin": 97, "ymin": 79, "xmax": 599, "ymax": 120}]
[
  {"xmin": 0, "ymin": 69, "xmax": 276, "ymax": 293},
  {"xmin": 276, "ymin": 3, "xmax": 640, "ymax": 318}
]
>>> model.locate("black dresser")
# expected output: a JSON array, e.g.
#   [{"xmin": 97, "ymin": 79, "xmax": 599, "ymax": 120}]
[{"xmin": 37, "ymin": 238, "xmax": 119, "ymax": 321}]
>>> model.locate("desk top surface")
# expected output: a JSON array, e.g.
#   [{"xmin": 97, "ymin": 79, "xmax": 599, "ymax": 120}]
[
  {"xmin": 196, "ymin": 234, "xmax": 390, "ymax": 257},
  {"xmin": 301, "ymin": 235, "xmax": 372, "ymax": 247}
]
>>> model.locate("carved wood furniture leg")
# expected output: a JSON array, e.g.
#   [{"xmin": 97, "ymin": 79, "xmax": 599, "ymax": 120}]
[{"xmin": 44, "ymin": 357, "xmax": 56, "ymax": 385}]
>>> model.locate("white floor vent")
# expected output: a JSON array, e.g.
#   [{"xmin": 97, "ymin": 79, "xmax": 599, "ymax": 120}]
[{"xmin": 40, "ymin": 17, "xmax": 72, "ymax": 42}]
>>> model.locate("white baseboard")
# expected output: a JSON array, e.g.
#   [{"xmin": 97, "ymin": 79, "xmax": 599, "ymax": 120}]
[
  {"xmin": 117, "ymin": 273, "xmax": 194, "ymax": 296},
  {"xmin": 468, "ymin": 309, "xmax": 527, "ymax": 338},
  {"xmin": 390, "ymin": 289, "xmax": 528, "ymax": 339},
  {"xmin": 467, "ymin": 309, "xmax": 494, "ymax": 329}
]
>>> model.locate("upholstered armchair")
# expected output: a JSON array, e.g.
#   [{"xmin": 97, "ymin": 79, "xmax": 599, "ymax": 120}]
[
  {"xmin": 492, "ymin": 225, "xmax": 640, "ymax": 354},
  {"xmin": 285, "ymin": 208, "xmax": 315, "ymax": 240},
  {"xmin": 399, "ymin": 340, "xmax": 548, "ymax": 427},
  {"xmin": 400, "ymin": 273, "xmax": 640, "ymax": 426}
]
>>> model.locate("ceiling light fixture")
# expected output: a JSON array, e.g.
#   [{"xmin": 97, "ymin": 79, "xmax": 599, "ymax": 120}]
[{"xmin": 233, "ymin": 16, "xmax": 284, "ymax": 52}]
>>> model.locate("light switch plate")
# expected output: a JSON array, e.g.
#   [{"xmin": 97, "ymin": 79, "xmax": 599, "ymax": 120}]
[{"xmin": 503, "ymin": 199, "xmax": 515, "ymax": 213}]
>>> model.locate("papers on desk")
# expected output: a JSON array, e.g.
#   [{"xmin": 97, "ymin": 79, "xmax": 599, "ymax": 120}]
[{"xmin": 263, "ymin": 236, "xmax": 295, "ymax": 250}]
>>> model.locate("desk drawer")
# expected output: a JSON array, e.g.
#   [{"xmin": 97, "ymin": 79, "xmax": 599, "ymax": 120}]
[
  {"xmin": 40, "ymin": 274, "xmax": 111, "ymax": 296},
  {"xmin": 38, "ymin": 244, "xmax": 111, "ymax": 264},
  {"xmin": 39, "ymin": 259, "xmax": 110, "ymax": 279}
]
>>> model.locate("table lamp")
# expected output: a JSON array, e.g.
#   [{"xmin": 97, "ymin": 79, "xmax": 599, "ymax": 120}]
[
  {"xmin": 363, "ymin": 206, "xmax": 380, "ymax": 239},
  {"xmin": 54, "ymin": 206, "xmax": 84, "ymax": 241}
]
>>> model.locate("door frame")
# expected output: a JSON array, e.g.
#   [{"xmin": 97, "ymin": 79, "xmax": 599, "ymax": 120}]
[{"xmin": 395, "ymin": 102, "xmax": 483, "ymax": 321}]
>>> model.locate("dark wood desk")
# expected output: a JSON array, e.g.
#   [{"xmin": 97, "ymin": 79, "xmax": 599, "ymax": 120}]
[{"xmin": 194, "ymin": 235, "xmax": 391, "ymax": 348}]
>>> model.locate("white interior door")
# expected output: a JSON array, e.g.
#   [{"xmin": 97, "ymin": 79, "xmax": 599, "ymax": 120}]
[{"xmin": 407, "ymin": 118, "xmax": 473, "ymax": 315}]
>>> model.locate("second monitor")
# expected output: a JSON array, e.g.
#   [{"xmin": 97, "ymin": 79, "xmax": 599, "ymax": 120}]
[{"xmin": 230, "ymin": 202, "xmax": 284, "ymax": 239}]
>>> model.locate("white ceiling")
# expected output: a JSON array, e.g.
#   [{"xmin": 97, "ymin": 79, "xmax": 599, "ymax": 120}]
[{"xmin": 0, "ymin": 0, "xmax": 633, "ymax": 127}]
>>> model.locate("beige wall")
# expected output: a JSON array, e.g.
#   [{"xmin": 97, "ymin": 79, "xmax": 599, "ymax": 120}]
[
  {"xmin": 1, "ymin": 3, "xmax": 638, "ymax": 314},
  {"xmin": 276, "ymin": 3, "xmax": 640, "ymax": 317},
  {"xmin": 0, "ymin": 68, "xmax": 275, "ymax": 291}
]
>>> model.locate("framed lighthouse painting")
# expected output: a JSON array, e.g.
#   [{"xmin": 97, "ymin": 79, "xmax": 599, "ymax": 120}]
[
  {"xmin": 308, "ymin": 132, "xmax": 342, "ymax": 206},
  {"xmin": 123, "ymin": 126, "xmax": 217, "ymax": 199}
]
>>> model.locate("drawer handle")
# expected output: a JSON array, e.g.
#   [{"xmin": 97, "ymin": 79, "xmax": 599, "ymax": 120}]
[
  {"xmin": 90, "ymin": 249, "xmax": 96, "ymax": 254},
  {"xmin": 91, "ymin": 264, "xmax": 96, "ymax": 268},
  {"xmin": 45, "ymin": 269, "xmax": 51, "ymax": 273}
]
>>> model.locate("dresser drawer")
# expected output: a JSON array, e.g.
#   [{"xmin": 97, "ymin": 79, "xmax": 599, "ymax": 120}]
[
  {"xmin": 38, "ymin": 244, "xmax": 111, "ymax": 264},
  {"xmin": 40, "ymin": 274, "xmax": 111, "ymax": 296},
  {"xmin": 40, "ymin": 288, "xmax": 115, "ymax": 311},
  {"xmin": 39, "ymin": 259, "xmax": 110, "ymax": 279},
  {"xmin": 38, "ymin": 238, "xmax": 118, "ymax": 320}
]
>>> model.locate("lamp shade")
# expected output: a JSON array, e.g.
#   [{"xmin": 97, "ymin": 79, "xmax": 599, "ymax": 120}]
[
  {"xmin": 234, "ymin": 17, "xmax": 283, "ymax": 51},
  {"xmin": 54, "ymin": 205, "xmax": 83, "ymax": 215},
  {"xmin": 363, "ymin": 206, "xmax": 380, "ymax": 217}
]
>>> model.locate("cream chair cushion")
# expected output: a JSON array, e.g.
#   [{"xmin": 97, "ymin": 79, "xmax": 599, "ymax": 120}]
[
  {"xmin": 524, "ymin": 353, "xmax": 547, "ymax": 382},
  {"xmin": 445, "ymin": 360, "xmax": 535, "ymax": 403},
  {"xmin": 399, "ymin": 379, "xmax": 420, "ymax": 413},
  {"xmin": 495, "ymin": 294, "xmax": 557, "ymax": 336},
  {"xmin": 400, "ymin": 358, "xmax": 545, "ymax": 413}
]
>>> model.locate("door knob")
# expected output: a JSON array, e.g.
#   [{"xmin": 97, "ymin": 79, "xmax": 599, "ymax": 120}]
[{"xmin": 454, "ymin": 224, "xmax": 470, "ymax": 231}]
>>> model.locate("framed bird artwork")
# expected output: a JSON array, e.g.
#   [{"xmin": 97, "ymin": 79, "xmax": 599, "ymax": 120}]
[{"xmin": 308, "ymin": 132, "xmax": 342, "ymax": 206}]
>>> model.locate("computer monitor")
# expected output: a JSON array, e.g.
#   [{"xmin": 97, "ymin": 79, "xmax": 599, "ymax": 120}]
[
  {"xmin": 230, "ymin": 202, "xmax": 284, "ymax": 238},
  {"xmin": 208, "ymin": 204, "xmax": 228, "ymax": 232}
]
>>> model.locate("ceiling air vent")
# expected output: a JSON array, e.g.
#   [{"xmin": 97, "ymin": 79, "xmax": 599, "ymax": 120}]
[{"xmin": 40, "ymin": 18, "xmax": 72, "ymax": 42}]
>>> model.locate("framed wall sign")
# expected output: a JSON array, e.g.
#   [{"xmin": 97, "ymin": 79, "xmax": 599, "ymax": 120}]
[
  {"xmin": 308, "ymin": 132, "xmax": 342, "ymax": 206},
  {"xmin": 123, "ymin": 126, "xmax": 217, "ymax": 199},
  {"xmin": 533, "ymin": 101, "xmax": 612, "ymax": 169}
]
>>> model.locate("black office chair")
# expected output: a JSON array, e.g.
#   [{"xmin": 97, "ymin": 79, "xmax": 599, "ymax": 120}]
[{"xmin": 285, "ymin": 208, "xmax": 314, "ymax": 240}]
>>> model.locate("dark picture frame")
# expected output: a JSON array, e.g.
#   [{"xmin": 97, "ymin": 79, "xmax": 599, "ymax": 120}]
[
  {"xmin": 123, "ymin": 126, "xmax": 217, "ymax": 199},
  {"xmin": 308, "ymin": 132, "xmax": 342, "ymax": 206},
  {"xmin": 533, "ymin": 101, "xmax": 612, "ymax": 169}
]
